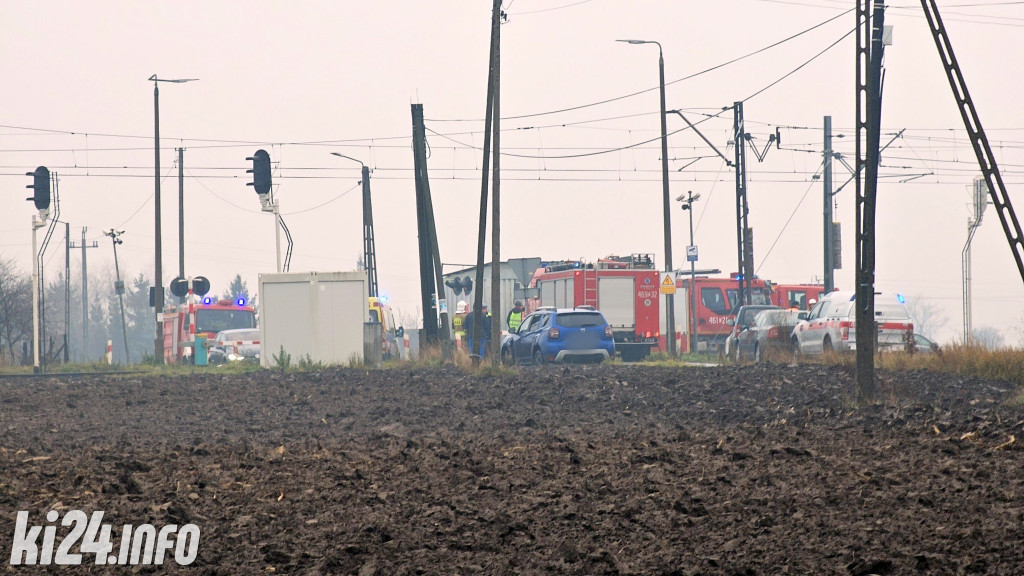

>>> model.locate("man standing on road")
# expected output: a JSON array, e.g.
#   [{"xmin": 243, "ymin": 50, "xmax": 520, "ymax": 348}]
[{"xmin": 506, "ymin": 300, "xmax": 525, "ymax": 333}]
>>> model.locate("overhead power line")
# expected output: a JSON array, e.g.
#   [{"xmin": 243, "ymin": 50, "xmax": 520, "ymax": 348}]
[{"xmin": 425, "ymin": 8, "xmax": 854, "ymax": 122}]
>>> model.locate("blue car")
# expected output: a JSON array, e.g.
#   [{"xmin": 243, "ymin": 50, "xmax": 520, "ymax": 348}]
[{"xmin": 501, "ymin": 306, "xmax": 615, "ymax": 365}]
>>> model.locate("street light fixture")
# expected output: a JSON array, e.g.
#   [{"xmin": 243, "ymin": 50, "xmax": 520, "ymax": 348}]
[
  {"xmin": 617, "ymin": 39, "xmax": 676, "ymax": 356},
  {"xmin": 150, "ymin": 75, "xmax": 197, "ymax": 364},
  {"xmin": 330, "ymin": 152, "xmax": 378, "ymax": 298},
  {"xmin": 678, "ymin": 191, "xmax": 701, "ymax": 355}
]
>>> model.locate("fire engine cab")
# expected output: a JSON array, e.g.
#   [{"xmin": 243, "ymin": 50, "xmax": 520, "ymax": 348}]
[
  {"xmin": 668, "ymin": 273, "xmax": 771, "ymax": 352},
  {"xmin": 767, "ymin": 283, "xmax": 826, "ymax": 311},
  {"xmin": 527, "ymin": 254, "xmax": 660, "ymax": 361},
  {"xmin": 161, "ymin": 296, "xmax": 257, "ymax": 363}
]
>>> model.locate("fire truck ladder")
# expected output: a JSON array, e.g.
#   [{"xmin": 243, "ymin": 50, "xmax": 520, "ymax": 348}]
[
  {"xmin": 583, "ymin": 269, "xmax": 598, "ymax": 306},
  {"xmin": 921, "ymin": 0, "xmax": 1024, "ymax": 285}
]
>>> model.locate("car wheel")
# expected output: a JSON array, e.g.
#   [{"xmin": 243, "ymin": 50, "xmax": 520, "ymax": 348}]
[
  {"xmin": 754, "ymin": 343, "xmax": 762, "ymax": 363},
  {"xmin": 532, "ymin": 348, "xmax": 545, "ymax": 366},
  {"xmin": 822, "ymin": 336, "xmax": 833, "ymax": 353},
  {"xmin": 501, "ymin": 346, "xmax": 514, "ymax": 366}
]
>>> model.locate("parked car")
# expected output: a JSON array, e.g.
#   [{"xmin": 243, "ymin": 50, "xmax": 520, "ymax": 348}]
[
  {"xmin": 208, "ymin": 328, "xmax": 261, "ymax": 364},
  {"xmin": 724, "ymin": 304, "xmax": 782, "ymax": 357},
  {"xmin": 792, "ymin": 291, "xmax": 913, "ymax": 355},
  {"xmin": 913, "ymin": 333, "xmax": 941, "ymax": 354},
  {"xmin": 732, "ymin": 309, "xmax": 804, "ymax": 362},
  {"xmin": 501, "ymin": 306, "xmax": 615, "ymax": 365}
]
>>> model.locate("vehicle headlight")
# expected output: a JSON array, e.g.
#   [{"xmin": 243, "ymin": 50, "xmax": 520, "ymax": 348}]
[{"xmin": 227, "ymin": 353, "xmax": 241, "ymax": 361}]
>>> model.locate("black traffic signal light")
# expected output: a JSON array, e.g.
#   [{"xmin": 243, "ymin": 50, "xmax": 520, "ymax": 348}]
[
  {"xmin": 246, "ymin": 149, "xmax": 272, "ymax": 195},
  {"xmin": 461, "ymin": 276, "xmax": 472, "ymax": 295},
  {"xmin": 445, "ymin": 277, "xmax": 463, "ymax": 295},
  {"xmin": 26, "ymin": 166, "xmax": 51, "ymax": 211}
]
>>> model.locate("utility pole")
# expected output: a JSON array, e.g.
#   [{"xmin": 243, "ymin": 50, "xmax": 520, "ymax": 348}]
[
  {"xmin": 412, "ymin": 105, "xmax": 440, "ymax": 344},
  {"xmin": 854, "ymin": 0, "xmax": 886, "ymax": 401},
  {"xmin": 178, "ymin": 147, "xmax": 185, "ymax": 303},
  {"xmin": 733, "ymin": 102, "xmax": 753, "ymax": 307},
  {"xmin": 70, "ymin": 227, "xmax": 99, "ymax": 361},
  {"xmin": 361, "ymin": 165, "xmax": 379, "ymax": 297},
  {"xmin": 105, "ymin": 230, "xmax": 131, "ymax": 364},
  {"xmin": 962, "ymin": 177, "xmax": 988, "ymax": 342},
  {"xmin": 823, "ymin": 116, "xmax": 835, "ymax": 293},
  {"xmin": 468, "ymin": 0, "xmax": 502, "ymax": 365},
  {"xmin": 489, "ymin": 8, "xmax": 502, "ymax": 366},
  {"xmin": 64, "ymin": 222, "xmax": 70, "ymax": 363}
]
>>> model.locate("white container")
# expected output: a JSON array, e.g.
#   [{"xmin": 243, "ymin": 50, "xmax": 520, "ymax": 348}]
[{"xmin": 258, "ymin": 271, "xmax": 368, "ymax": 367}]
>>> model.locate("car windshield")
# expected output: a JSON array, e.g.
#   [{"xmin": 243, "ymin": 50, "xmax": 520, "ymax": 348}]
[
  {"xmin": 556, "ymin": 312, "xmax": 605, "ymax": 327},
  {"xmin": 739, "ymin": 307, "xmax": 773, "ymax": 325},
  {"xmin": 757, "ymin": 310, "xmax": 802, "ymax": 326},
  {"xmin": 195, "ymin": 309, "xmax": 257, "ymax": 334},
  {"xmin": 221, "ymin": 329, "xmax": 259, "ymax": 342}
]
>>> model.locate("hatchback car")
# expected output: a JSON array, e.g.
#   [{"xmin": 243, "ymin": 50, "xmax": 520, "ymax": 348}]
[
  {"xmin": 724, "ymin": 304, "xmax": 782, "ymax": 357},
  {"xmin": 792, "ymin": 291, "xmax": 913, "ymax": 355},
  {"xmin": 208, "ymin": 328, "xmax": 261, "ymax": 364},
  {"xmin": 501, "ymin": 307, "xmax": 615, "ymax": 364},
  {"xmin": 732, "ymin": 309, "xmax": 803, "ymax": 362}
]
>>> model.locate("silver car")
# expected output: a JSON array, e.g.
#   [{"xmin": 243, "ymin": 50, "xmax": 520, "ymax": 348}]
[
  {"xmin": 208, "ymin": 328, "xmax": 261, "ymax": 364},
  {"xmin": 792, "ymin": 291, "xmax": 913, "ymax": 354}
]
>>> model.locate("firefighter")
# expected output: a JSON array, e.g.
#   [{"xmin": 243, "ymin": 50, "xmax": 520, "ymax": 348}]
[
  {"xmin": 507, "ymin": 300, "xmax": 525, "ymax": 333},
  {"xmin": 453, "ymin": 300, "xmax": 468, "ymax": 348}
]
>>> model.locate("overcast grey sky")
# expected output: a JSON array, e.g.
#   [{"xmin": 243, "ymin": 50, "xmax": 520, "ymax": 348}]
[{"xmin": 3, "ymin": 1, "xmax": 1023, "ymax": 345}]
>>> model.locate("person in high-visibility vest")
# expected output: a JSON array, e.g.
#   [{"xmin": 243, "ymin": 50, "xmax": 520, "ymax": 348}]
[
  {"xmin": 506, "ymin": 300, "xmax": 525, "ymax": 333},
  {"xmin": 453, "ymin": 300, "xmax": 467, "ymax": 348}
]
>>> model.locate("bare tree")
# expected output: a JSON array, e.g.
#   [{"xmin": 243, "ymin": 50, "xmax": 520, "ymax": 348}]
[
  {"xmin": 0, "ymin": 257, "xmax": 32, "ymax": 362},
  {"xmin": 903, "ymin": 295, "xmax": 948, "ymax": 339},
  {"xmin": 971, "ymin": 326, "xmax": 1004, "ymax": 350}
]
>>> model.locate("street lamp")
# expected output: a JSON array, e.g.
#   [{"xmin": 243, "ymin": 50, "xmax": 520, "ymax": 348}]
[
  {"xmin": 330, "ymin": 152, "xmax": 378, "ymax": 297},
  {"xmin": 678, "ymin": 191, "xmax": 701, "ymax": 355},
  {"xmin": 150, "ymin": 75, "xmax": 197, "ymax": 364},
  {"xmin": 618, "ymin": 39, "xmax": 676, "ymax": 356}
]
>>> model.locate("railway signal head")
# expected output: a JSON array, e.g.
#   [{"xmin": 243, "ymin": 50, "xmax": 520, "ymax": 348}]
[
  {"xmin": 246, "ymin": 149, "xmax": 272, "ymax": 196},
  {"xmin": 26, "ymin": 166, "xmax": 51, "ymax": 211}
]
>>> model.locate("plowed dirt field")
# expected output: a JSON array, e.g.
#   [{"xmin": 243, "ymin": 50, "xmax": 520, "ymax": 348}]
[{"xmin": 1, "ymin": 363, "xmax": 1021, "ymax": 575}]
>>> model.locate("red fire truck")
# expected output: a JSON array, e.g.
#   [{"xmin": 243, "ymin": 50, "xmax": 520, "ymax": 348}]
[
  {"xmin": 527, "ymin": 254, "xmax": 661, "ymax": 361},
  {"xmin": 161, "ymin": 297, "xmax": 257, "ymax": 363},
  {"xmin": 667, "ymin": 273, "xmax": 771, "ymax": 352},
  {"xmin": 767, "ymin": 283, "xmax": 826, "ymax": 311}
]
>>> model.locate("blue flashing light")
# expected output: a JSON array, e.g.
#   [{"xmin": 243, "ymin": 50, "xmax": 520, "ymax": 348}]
[
  {"xmin": 203, "ymin": 296, "xmax": 212, "ymax": 305},
  {"xmin": 573, "ymin": 262, "xmax": 580, "ymax": 268},
  {"xmin": 236, "ymin": 297, "xmax": 247, "ymax": 307},
  {"xmin": 897, "ymin": 293, "xmax": 906, "ymax": 304},
  {"xmin": 379, "ymin": 295, "xmax": 389, "ymax": 304}
]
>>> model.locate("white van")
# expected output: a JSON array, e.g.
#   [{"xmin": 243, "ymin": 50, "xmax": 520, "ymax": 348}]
[{"xmin": 792, "ymin": 291, "xmax": 913, "ymax": 354}]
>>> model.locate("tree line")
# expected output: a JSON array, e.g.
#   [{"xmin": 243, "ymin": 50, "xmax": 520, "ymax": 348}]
[{"xmin": 0, "ymin": 256, "xmax": 252, "ymax": 366}]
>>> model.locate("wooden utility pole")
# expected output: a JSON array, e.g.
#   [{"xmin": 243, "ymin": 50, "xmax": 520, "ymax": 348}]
[
  {"xmin": 489, "ymin": 8, "xmax": 502, "ymax": 366},
  {"xmin": 470, "ymin": 0, "xmax": 502, "ymax": 365}
]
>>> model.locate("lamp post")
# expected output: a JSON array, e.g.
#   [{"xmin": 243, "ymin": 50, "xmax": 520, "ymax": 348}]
[
  {"xmin": 150, "ymin": 75, "xmax": 197, "ymax": 364},
  {"xmin": 618, "ymin": 39, "xmax": 676, "ymax": 356},
  {"xmin": 331, "ymin": 152, "xmax": 378, "ymax": 298},
  {"xmin": 678, "ymin": 191, "xmax": 701, "ymax": 354}
]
